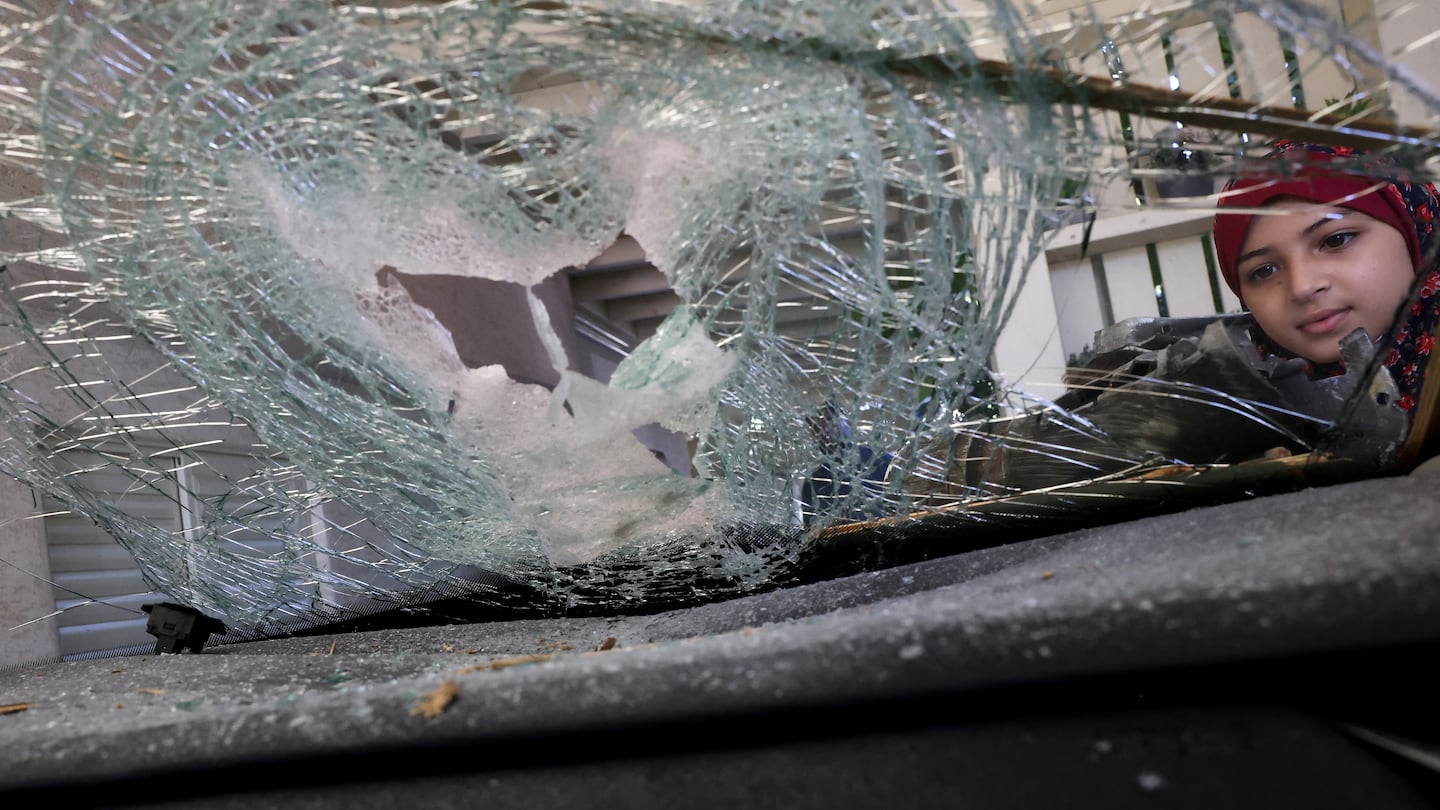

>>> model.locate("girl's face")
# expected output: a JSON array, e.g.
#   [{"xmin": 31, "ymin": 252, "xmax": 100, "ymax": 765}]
[{"xmin": 1237, "ymin": 197, "xmax": 1415, "ymax": 364}]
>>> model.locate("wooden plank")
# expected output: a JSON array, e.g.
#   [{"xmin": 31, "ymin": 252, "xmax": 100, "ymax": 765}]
[
  {"xmin": 57, "ymin": 617, "xmax": 152, "ymax": 658},
  {"xmin": 1154, "ymin": 236, "xmax": 1219, "ymax": 317},
  {"xmin": 1101, "ymin": 244, "xmax": 1162, "ymax": 320},
  {"xmin": 1118, "ymin": 33, "xmax": 1178, "ymax": 148},
  {"xmin": 1126, "ymin": 30, "xmax": 1174, "ymax": 89},
  {"xmin": 1230, "ymin": 13, "xmax": 1298, "ymax": 108},
  {"xmin": 51, "ymin": 568, "xmax": 148, "ymax": 601},
  {"xmin": 570, "ymin": 266, "xmax": 671, "ymax": 302},
  {"xmin": 1092, "ymin": 125, "xmax": 1143, "ymax": 212},
  {"xmin": 1046, "ymin": 207, "xmax": 1213, "ymax": 262},
  {"xmin": 992, "ymin": 253, "xmax": 1069, "ymax": 403},
  {"xmin": 1049, "ymin": 256, "xmax": 1109, "ymax": 361},
  {"xmin": 1171, "ymin": 22, "xmax": 1228, "ymax": 101},
  {"xmin": 1294, "ymin": 0, "xmax": 1354, "ymax": 111},
  {"xmin": 41, "ymin": 515, "xmax": 118, "ymax": 546},
  {"xmin": 44, "ymin": 500, "xmax": 175, "ymax": 529},
  {"xmin": 53, "ymin": 591, "xmax": 164, "ymax": 629},
  {"xmin": 606, "ymin": 290, "xmax": 683, "ymax": 323},
  {"xmin": 1337, "ymin": 0, "xmax": 1390, "ymax": 110},
  {"xmin": 47, "ymin": 543, "xmax": 151, "ymax": 573},
  {"xmin": 1375, "ymin": 0, "xmax": 1440, "ymax": 126}
]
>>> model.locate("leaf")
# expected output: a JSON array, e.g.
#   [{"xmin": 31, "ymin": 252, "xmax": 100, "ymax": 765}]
[
  {"xmin": 457, "ymin": 653, "xmax": 555, "ymax": 675},
  {"xmin": 410, "ymin": 680, "xmax": 459, "ymax": 719}
]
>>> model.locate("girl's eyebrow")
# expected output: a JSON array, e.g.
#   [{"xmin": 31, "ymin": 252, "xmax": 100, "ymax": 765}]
[
  {"xmin": 1301, "ymin": 211, "xmax": 1347, "ymax": 235},
  {"xmin": 1235, "ymin": 246, "xmax": 1272, "ymax": 266},
  {"xmin": 1236, "ymin": 212, "xmax": 1349, "ymax": 267}
]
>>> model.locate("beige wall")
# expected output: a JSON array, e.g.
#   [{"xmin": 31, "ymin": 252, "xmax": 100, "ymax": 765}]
[{"xmin": 0, "ymin": 477, "xmax": 59, "ymax": 669}]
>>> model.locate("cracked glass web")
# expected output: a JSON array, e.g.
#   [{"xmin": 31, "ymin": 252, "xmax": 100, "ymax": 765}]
[{"xmin": 0, "ymin": 0, "xmax": 1437, "ymax": 641}]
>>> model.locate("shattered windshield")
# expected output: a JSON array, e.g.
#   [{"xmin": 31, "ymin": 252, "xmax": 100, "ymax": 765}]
[{"xmin": 1, "ymin": 0, "xmax": 1437, "ymax": 655}]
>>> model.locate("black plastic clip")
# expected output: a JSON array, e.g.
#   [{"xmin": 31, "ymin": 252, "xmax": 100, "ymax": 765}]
[{"xmin": 141, "ymin": 602, "xmax": 227, "ymax": 654}]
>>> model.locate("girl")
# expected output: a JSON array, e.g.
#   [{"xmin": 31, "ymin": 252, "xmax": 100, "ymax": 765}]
[{"xmin": 1212, "ymin": 141, "xmax": 1440, "ymax": 414}]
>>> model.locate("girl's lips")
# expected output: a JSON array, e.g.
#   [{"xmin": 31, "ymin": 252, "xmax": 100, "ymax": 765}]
[{"xmin": 1298, "ymin": 308, "xmax": 1350, "ymax": 335}]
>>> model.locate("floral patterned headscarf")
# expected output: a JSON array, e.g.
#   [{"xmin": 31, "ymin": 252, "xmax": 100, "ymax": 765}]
[{"xmin": 1212, "ymin": 140, "xmax": 1440, "ymax": 412}]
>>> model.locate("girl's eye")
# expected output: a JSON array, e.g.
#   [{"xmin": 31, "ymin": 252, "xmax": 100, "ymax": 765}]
[
  {"xmin": 1320, "ymin": 230, "xmax": 1356, "ymax": 250},
  {"xmin": 1246, "ymin": 263, "xmax": 1278, "ymax": 283}
]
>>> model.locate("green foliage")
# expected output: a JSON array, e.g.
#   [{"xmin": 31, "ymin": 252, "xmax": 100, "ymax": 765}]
[{"xmin": 1323, "ymin": 89, "xmax": 1373, "ymax": 119}]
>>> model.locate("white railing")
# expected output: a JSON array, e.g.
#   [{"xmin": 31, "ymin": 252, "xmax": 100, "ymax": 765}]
[{"xmin": 993, "ymin": 205, "xmax": 1239, "ymax": 405}]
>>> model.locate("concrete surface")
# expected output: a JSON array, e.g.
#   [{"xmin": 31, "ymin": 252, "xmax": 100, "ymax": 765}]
[{"xmin": 1, "ymin": 469, "xmax": 1439, "ymax": 805}]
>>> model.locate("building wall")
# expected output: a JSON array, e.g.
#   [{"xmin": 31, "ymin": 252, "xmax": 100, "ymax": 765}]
[{"xmin": 0, "ymin": 477, "xmax": 60, "ymax": 669}]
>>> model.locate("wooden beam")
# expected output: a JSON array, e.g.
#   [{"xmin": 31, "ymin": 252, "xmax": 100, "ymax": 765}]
[
  {"xmin": 889, "ymin": 52, "xmax": 1440, "ymax": 151},
  {"xmin": 1045, "ymin": 207, "xmax": 1214, "ymax": 262},
  {"xmin": 569, "ymin": 265, "xmax": 670, "ymax": 302},
  {"xmin": 606, "ymin": 290, "xmax": 683, "ymax": 323}
]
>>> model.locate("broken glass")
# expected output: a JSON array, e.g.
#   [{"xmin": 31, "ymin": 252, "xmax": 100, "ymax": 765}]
[{"xmin": 0, "ymin": 0, "xmax": 1436, "ymax": 645}]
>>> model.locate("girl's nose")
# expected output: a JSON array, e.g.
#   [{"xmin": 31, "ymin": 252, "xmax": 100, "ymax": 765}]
[{"xmin": 1287, "ymin": 258, "xmax": 1330, "ymax": 300}]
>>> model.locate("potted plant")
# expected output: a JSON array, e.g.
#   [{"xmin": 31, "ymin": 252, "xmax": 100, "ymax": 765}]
[{"xmin": 1143, "ymin": 128, "xmax": 1218, "ymax": 199}]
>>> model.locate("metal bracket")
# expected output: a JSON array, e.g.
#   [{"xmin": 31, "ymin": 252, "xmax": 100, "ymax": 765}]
[{"xmin": 141, "ymin": 602, "xmax": 227, "ymax": 654}]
